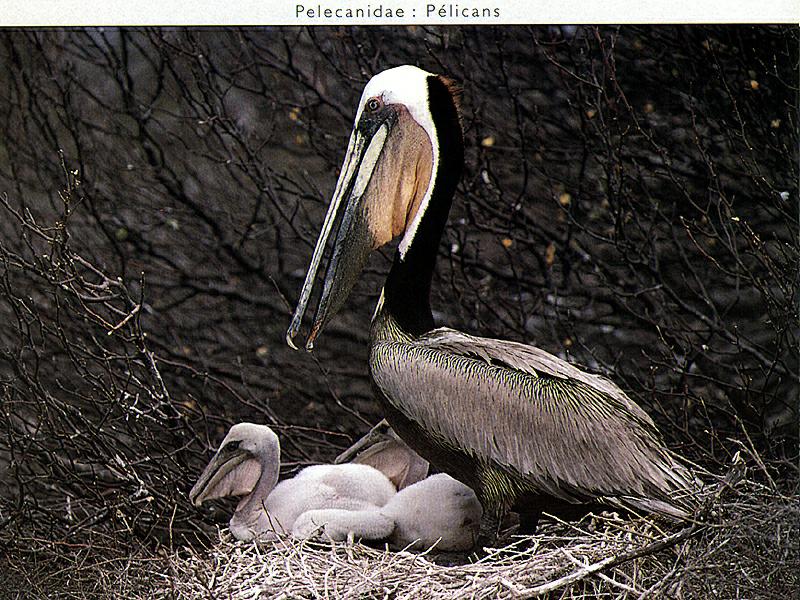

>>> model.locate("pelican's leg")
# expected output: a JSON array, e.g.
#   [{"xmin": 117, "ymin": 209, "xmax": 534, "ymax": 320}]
[
  {"xmin": 517, "ymin": 510, "xmax": 541, "ymax": 534},
  {"xmin": 474, "ymin": 508, "xmax": 501, "ymax": 550},
  {"xmin": 473, "ymin": 470, "xmax": 518, "ymax": 549}
]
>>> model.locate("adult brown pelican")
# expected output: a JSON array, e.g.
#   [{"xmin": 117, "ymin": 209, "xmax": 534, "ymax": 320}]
[{"xmin": 286, "ymin": 65, "xmax": 699, "ymax": 541}]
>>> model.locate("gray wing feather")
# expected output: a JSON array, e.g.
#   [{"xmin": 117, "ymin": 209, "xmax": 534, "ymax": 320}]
[
  {"xmin": 371, "ymin": 329, "xmax": 696, "ymax": 508},
  {"xmin": 419, "ymin": 328, "xmax": 654, "ymax": 425}
]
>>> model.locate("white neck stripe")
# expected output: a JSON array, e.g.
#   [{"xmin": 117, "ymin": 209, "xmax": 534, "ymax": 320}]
[{"xmin": 353, "ymin": 66, "xmax": 439, "ymax": 260}]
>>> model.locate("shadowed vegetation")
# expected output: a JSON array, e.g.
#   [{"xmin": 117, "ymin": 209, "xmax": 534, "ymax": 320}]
[{"xmin": 0, "ymin": 26, "xmax": 797, "ymax": 598}]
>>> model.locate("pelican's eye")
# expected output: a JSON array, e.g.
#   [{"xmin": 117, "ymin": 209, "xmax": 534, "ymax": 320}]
[
  {"xmin": 221, "ymin": 440, "xmax": 241, "ymax": 453},
  {"xmin": 365, "ymin": 97, "xmax": 382, "ymax": 113}
]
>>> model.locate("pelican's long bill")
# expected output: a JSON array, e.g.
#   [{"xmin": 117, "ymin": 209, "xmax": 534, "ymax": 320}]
[
  {"xmin": 286, "ymin": 74, "xmax": 435, "ymax": 351},
  {"xmin": 189, "ymin": 443, "xmax": 261, "ymax": 507}
]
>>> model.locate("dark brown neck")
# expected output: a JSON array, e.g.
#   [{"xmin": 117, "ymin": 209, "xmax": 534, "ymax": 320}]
[{"xmin": 381, "ymin": 75, "xmax": 463, "ymax": 337}]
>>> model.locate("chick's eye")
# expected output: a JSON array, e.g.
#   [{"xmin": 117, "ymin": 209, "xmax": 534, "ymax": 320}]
[
  {"xmin": 366, "ymin": 97, "xmax": 381, "ymax": 112},
  {"xmin": 222, "ymin": 440, "xmax": 241, "ymax": 453}
]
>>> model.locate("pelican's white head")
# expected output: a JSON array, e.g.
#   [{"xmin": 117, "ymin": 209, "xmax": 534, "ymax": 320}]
[
  {"xmin": 189, "ymin": 423, "xmax": 281, "ymax": 508},
  {"xmin": 287, "ymin": 65, "xmax": 462, "ymax": 350}
]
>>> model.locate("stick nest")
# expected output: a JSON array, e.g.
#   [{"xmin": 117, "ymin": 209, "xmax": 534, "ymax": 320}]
[{"xmin": 2, "ymin": 474, "xmax": 797, "ymax": 600}]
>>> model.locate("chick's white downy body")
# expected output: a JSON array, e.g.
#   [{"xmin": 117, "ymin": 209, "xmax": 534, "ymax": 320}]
[
  {"xmin": 232, "ymin": 463, "xmax": 396, "ymax": 541},
  {"xmin": 293, "ymin": 473, "xmax": 481, "ymax": 551},
  {"xmin": 189, "ymin": 423, "xmax": 396, "ymax": 542}
]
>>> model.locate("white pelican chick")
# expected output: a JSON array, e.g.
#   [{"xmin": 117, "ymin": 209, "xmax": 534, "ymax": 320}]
[{"xmin": 189, "ymin": 423, "xmax": 396, "ymax": 541}]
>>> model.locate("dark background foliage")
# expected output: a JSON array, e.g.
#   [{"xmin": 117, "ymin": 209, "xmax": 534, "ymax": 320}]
[{"xmin": 0, "ymin": 26, "xmax": 797, "ymax": 551}]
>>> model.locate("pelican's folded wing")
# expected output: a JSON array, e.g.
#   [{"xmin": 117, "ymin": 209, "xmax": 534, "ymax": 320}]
[{"xmin": 370, "ymin": 328, "xmax": 697, "ymax": 511}]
